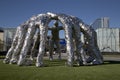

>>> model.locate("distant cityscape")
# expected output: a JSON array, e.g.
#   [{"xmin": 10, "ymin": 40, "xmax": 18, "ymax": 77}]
[{"xmin": 0, "ymin": 17, "xmax": 120, "ymax": 53}]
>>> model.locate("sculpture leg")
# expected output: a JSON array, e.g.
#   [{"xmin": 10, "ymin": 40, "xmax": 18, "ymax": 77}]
[
  {"xmin": 92, "ymin": 47, "xmax": 103, "ymax": 64},
  {"xmin": 92, "ymin": 30, "xmax": 103, "ymax": 64},
  {"xmin": 86, "ymin": 48, "xmax": 95, "ymax": 63},
  {"xmin": 73, "ymin": 26, "xmax": 87, "ymax": 66},
  {"xmin": 87, "ymin": 44, "xmax": 103, "ymax": 65},
  {"xmin": 17, "ymin": 24, "xmax": 37, "ymax": 66},
  {"xmin": 36, "ymin": 25, "xmax": 48, "ymax": 67},
  {"xmin": 94, "ymin": 37, "xmax": 103, "ymax": 64},
  {"xmin": 80, "ymin": 24, "xmax": 103, "ymax": 65},
  {"xmin": 80, "ymin": 46, "xmax": 87, "ymax": 65},
  {"xmin": 88, "ymin": 32, "xmax": 103, "ymax": 64},
  {"xmin": 64, "ymin": 26, "xmax": 74, "ymax": 66},
  {"xmin": 30, "ymin": 29, "xmax": 40, "ymax": 60},
  {"xmin": 3, "ymin": 46, "xmax": 15, "ymax": 64},
  {"xmin": 10, "ymin": 40, "xmax": 25, "ymax": 64},
  {"xmin": 10, "ymin": 27, "xmax": 28, "ymax": 64}
]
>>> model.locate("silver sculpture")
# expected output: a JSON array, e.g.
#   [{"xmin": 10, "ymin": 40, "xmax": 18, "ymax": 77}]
[{"xmin": 3, "ymin": 12, "xmax": 103, "ymax": 67}]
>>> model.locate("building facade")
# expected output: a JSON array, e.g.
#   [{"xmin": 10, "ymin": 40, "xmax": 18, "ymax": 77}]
[
  {"xmin": 91, "ymin": 17, "xmax": 109, "ymax": 30},
  {"xmin": 3, "ymin": 27, "xmax": 16, "ymax": 51},
  {"xmin": 96, "ymin": 28, "xmax": 120, "ymax": 52},
  {"xmin": 0, "ymin": 28, "xmax": 4, "ymax": 51}
]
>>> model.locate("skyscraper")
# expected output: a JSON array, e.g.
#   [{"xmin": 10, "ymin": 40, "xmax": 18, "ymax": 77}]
[{"xmin": 91, "ymin": 17, "xmax": 109, "ymax": 29}]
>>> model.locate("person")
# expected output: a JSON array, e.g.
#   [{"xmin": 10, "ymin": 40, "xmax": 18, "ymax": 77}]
[{"xmin": 48, "ymin": 20, "xmax": 63, "ymax": 60}]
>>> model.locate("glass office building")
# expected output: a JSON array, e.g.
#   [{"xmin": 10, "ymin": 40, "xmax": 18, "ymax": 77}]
[{"xmin": 91, "ymin": 17, "xmax": 109, "ymax": 30}]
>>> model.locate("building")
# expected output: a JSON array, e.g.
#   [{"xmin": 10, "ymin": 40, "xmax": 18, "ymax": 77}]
[
  {"xmin": 3, "ymin": 27, "xmax": 16, "ymax": 51},
  {"xmin": 91, "ymin": 17, "xmax": 109, "ymax": 30},
  {"xmin": 0, "ymin": 28, "xmax": 4, "ymax": 51},
  {"xmin": 96, "ymin": 28, "xmax": 120, "ymax": 53}
]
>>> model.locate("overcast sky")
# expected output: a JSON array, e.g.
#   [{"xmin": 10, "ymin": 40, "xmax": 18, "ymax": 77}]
[{"xmin": 0, "ymin": 0, "xmax": 120, "ymax": 28}]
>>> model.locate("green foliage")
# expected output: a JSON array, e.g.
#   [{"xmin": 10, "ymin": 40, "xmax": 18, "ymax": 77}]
[{"xmin": 0, "ymin": 60, "xmax": 120, "ymax": 80}]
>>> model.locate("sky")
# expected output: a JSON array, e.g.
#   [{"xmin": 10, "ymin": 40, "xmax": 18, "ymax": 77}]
[{"xmin": 0, "ymin": 0, "xmax": 120, "ymax": 28}]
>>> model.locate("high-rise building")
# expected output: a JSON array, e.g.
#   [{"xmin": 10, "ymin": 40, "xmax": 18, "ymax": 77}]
[{"xmin": 91, "ymin": 17, "xmax": 109, "ymax": 29}]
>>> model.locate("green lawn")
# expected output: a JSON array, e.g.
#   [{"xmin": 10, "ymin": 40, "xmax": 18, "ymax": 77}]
[{"xmin": 0, "ymin": 59, "xmax": 120, "ymax": 80}]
